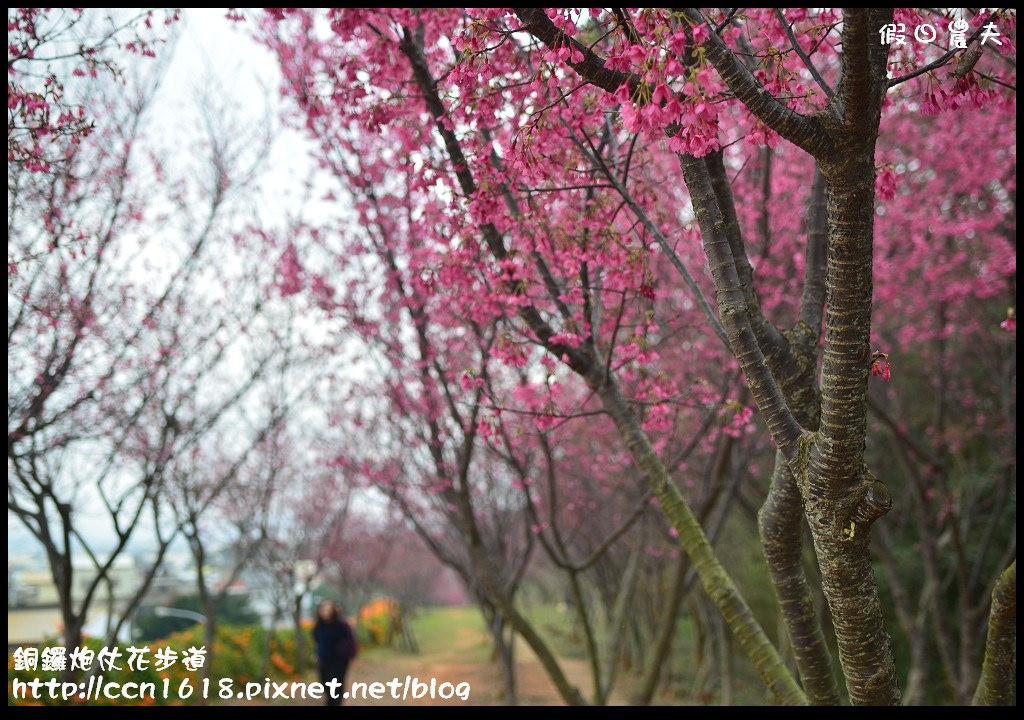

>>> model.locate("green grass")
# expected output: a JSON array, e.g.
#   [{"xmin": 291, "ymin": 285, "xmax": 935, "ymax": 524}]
[
  {"xmin": 365, "ymin": 606, "xmax": 492, "ymax": 666},
  {"xmin": 360, "ymin": 602, "xmax": 778, "ymax": 705}
]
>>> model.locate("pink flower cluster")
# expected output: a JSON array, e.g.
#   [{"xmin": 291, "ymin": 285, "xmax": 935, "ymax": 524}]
[
  {"xmin": 274, "ymin": 243, "xmax": 304, "ymax": 297},
  {"xmin": 876, "ymin": 168, "xmax": 899, "ymax": 201},
  {"xmin": 871, "ymin": 352, "xmax": 892, "ymax": 382}
]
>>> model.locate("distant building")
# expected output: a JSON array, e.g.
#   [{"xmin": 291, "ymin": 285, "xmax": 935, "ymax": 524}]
[
  {"xmin": 8, "ymin": 545, "xmax": 263, "ymax": 649},
  {"xmin": 7, "ymin": 555, "xmax": 145, "ymax": 648}
]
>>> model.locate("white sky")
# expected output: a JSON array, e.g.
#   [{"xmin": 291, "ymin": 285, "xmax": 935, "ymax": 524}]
[{"xmin": 164, "ymin": 8, "xmax": 318, "ymax": 212}]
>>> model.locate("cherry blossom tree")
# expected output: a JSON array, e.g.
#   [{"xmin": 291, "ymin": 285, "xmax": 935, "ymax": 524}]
[
  {"xmin": 254, "ymin": 7, "xmax": 1015, "ymax": 706},
  {"xmin": 8, "ymin": 11, "xmax": 294, "ymax": 674},
  {"xmin": 13, "ymin": 6, "xmax": 1006, "ymax": 706}
]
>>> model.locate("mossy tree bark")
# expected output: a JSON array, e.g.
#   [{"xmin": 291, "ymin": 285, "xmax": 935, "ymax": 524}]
[
  {"xmin": 798, "ymin": 11, "xmax": 900, "ymax": 704},
  {"xmin": 759, "ymin": 453, "xmax": 841, "ymax": 705},
  {"xmin": 518, "ymin": 6, "xmax": 901, "ymax": 705},
  {"xmin": 753, "ymin": 166, "xmax": 839, "ymax": 705},
  {"xmin": 679, "ymin": 8, "xmax": 901, "ymax": 705},
  {"xmin": 973, "ymin": 561, "xmax": 1016, "ymax": 706}
]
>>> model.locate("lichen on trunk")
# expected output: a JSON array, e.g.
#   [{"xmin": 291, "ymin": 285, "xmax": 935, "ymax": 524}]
[{"xmin": 973, "ymin": 561, "xmax": 1016, "ymax": 706}]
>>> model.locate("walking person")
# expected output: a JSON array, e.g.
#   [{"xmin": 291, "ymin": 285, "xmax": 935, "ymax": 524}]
[{"xmin": 312, "ymin": 599, "xmax": 358, "ymax": 706}]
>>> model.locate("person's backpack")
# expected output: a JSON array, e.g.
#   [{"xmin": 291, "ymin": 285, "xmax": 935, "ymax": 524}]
[{"xmin": 337, "ymin": 620, "xmax": 359, "ymax": 660}]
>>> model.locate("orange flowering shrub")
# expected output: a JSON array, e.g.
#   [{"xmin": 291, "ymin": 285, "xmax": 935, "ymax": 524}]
[
  {"xmin": 357, "ymin": 597, "xmax": 402, "ymax": 647},
  {"xmin": 8, "ymin": 625, "xmax": 303, "ymax": 706}
]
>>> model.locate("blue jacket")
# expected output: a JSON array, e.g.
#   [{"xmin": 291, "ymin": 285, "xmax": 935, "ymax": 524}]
[{"xmin": 313, "ymin": 620, "xmax": 357, "ymax": 663}]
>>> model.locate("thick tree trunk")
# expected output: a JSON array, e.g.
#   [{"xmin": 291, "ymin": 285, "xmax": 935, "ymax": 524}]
[
  {"xmin": 802, "ymin": 149, "xmax": 900, "ymax": 706},
  {"xmin": 759, "ymin": 452, "xmax": 841, "ymax": 705},
  {"xmin": 972, "ymin": 561, "xmax": 1016, "ymax": 706},
  {"xmin": 701, "ymin": 8, "xmax": 902, "ymax": 706}
]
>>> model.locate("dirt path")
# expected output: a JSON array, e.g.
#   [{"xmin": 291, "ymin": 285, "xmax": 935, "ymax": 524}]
[
  {"xmin": 344, "ymin": 627, "xmax": 616, "ymax": 705},
  {"xmin": 263, "ymin": 608, "xmax": 629, "ymax": 706}
]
